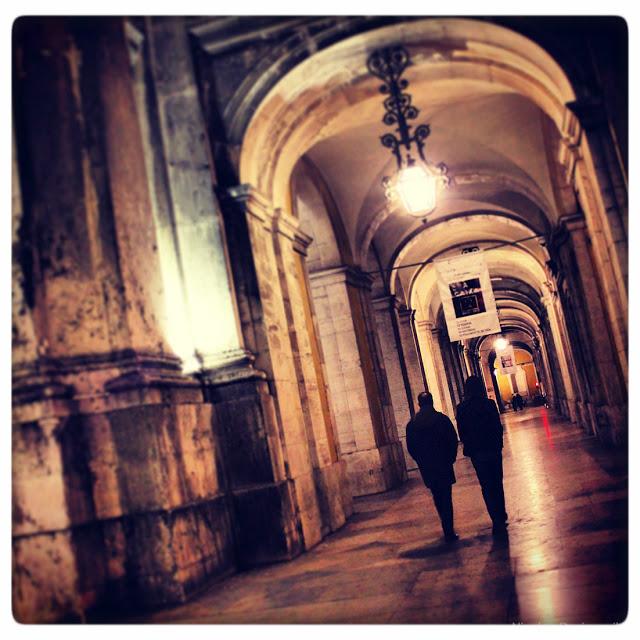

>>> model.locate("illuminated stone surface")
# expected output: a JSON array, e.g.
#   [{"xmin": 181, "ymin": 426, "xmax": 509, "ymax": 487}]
[
  {"xmin": 12, "ymin": 16, "xmax": 627, "ymax": 623},
  {"xmin": 106, "ymin": 408, "xmax": 627, "ymax": 624}
]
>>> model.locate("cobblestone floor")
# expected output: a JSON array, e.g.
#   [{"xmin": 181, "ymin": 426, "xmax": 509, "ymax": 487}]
[{"xmin": 105, "ymin": 407, "xmax": 628, "ymax": 624}]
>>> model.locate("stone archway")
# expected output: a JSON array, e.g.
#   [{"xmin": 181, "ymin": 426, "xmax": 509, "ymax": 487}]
[{"xmin": 234, "ymin": 19, "xmax": 625, "ymax": 447}]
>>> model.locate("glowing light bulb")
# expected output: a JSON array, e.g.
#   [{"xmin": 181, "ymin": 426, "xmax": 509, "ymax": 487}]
[
  {"xmin": 494, "ymin": 337, "xmax": 509, "ymax": 351},
  {"xmin": 396, "ymin": 164, "xmax": 437, "ymax": 216}
]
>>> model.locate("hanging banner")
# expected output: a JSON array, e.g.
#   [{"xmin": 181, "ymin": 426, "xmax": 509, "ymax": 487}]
[
  {"xmin": 435, "ymin": 250, "xmax": 501, "ymax": 342},
  {"xmin": 496, "ymin": 345, "xmax": 518, "ymax": 375}
]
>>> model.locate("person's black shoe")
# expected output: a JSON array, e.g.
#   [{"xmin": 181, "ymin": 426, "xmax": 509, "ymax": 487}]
[{"xmin": 444, "ymin": 532, "xmax": 459, "ymax": 543}]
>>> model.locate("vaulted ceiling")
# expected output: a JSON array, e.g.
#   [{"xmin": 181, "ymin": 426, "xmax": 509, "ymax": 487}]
[{"xmin": 246, "ymin": 18, "xmax": 575, "ymax": 333}]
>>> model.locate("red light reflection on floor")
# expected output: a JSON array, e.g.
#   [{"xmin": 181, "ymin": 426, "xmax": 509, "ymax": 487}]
[{"xmin": 541, "ymin": 407, "xmax": 554, "ymax": 448}]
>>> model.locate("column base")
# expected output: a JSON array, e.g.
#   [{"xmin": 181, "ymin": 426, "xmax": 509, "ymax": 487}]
[
  {"xmin": 201, "ymin": 372, "xmax": 305, "ymax": 567},
  {"xmin": 230, "ymin": 480, "xmax": 303, "ymax": 568},
  {"xmin": 312, "ymin": 460, "xmax": 353, "ymax": 538},
  {"xmin": 342, "ymin": 442, "xmax": 407, "ymax": 497},
  {"xmin": 399, "ymin": 435, "xmax": 419, "ymax": 471}
]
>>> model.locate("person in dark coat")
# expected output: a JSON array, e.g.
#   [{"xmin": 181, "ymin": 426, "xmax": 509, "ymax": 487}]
[
  {"xmin": 512, "ymin": 392, "xmax": 524, "ymax": 411},
  {"xmin": 406, "ymin": 391, "xmax": 459, "ymax": 542},
  {"xmin": 456, "ymin": 376, "xmax": 508, "ymax": 535}
]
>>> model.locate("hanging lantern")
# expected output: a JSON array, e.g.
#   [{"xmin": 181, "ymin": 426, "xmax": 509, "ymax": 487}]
[{"xmin": 367, "ymin": 45, "xmax": 451, "ymax": 218}]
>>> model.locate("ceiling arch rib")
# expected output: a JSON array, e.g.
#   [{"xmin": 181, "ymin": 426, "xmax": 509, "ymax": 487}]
[
  {"xmin": 409, "ymin": 244, "xmax": 548, "ymax": 326},
  {"xmin": 240, "ymin": 18, "xmax": 577, "ymax": 217},
  {"xmin": 402, "ymin": 219, "xmax": 549, "ymax": 307}
]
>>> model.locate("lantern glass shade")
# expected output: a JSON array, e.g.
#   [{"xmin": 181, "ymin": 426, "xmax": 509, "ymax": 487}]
[{"xmin": 396, "ymin": 163, "xmax": 437, "ymax": 216}]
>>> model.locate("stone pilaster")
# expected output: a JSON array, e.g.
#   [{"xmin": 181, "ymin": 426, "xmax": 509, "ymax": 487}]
[
  {"xmin": 414, "ymin": 320, "xmax": 456, "ymax": 421},
  {"xmin": 561, "ymin": 216, "xmax": 627, "ymax": 443},
  {"xmin": 272, "ymin": 209, "xmax": 351, "ymax": 539},
  {"xmin": 310, "ymin": 267, "xmax": 406, "ymax": 496},
  {"xmin": 398, "ymin": 308, "xmax": 428, "ymax": 404},
  {"xmin": 141, "ymin": 17, "xmax": 247, "ymax": 374},
  {"xmin": 12, "ymin": 17, "xmax": 236, "ymax": 621},
  {"xmin": 372, "ymin": 297, "xmax": 416, "ymax": 470},
  {"xmin": 560, "ymin": 103, "xmax": 627, "ymax": 387}
]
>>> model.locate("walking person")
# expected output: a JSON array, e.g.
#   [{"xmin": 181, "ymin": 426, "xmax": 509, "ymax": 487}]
[
  {"xmin": 456, "ymin": 376, "xmax": 508, "ymax": 535},
  {"xmin": 511, "ymin": 392, "xmax": 523, "ymax": 411},
  {"xmin": 406, "ymin": 392, "xmax": 459, "ymax": 542}
]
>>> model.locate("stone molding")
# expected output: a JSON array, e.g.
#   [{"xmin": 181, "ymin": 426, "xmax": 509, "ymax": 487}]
[
  {"xmin": 272, "ymin": 208, "xmax": 314, "ymax": 256},
  {"xmin": 558, "ymin": 104, "xmax": 583, "ymax": 182},
  {"xmin": 372, "ymin": 295, "xmax": 403, "ymax": 313},
  {"xmin": 13, "ymin": 349, "xmax": 181, "ymax": 378},
  {"xmin": 397, "ymin": 306, "xmax": 416, "ymax": 321},
  {"xmin": 220, "ymin": 183, "xmax": 274, "ymax": 228},
  {"xmin": 557, "ymin": 213, "xmax": 588, "ymax": 234},
  {"xmin": 308, "ymin": 265, "xmax": 373, "ymax": 291},
  {"xmin": 197, "ymin": 349, "xmax": 267, "ymax": 387},
  {"xmin": 189, "ymin": 17, "xmax": 309, "ymax": 57},
  {"xmin": 11, "ymin": 349, "xmax": 203, "ymax": 421},
  {"xmin": 222, "ymin": 187, "xmax": 315, "ymax": 255}
]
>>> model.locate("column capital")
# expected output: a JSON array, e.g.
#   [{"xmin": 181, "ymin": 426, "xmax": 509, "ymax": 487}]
[
  {"xmin": 557, "ymin": 213, "xmax": 588, "ymax": 234},
  {"xmin": 196, "ymin": 348, "xmax": 267, "ymax": 386},
  {"xmin": 272, "ymin": 208, "xmax": 314, "ymax": 255},
  {"xmin": 218, "ymin": 183, "xmax": 275, "ymax": 226},
  {"xmin": 415, "ymin": 319, "xmax": 439, "ymax": 335},
  {"xmin": 372, "ymin": 295, "xmax": 402, "ymax": 313},
  {"xmin": 308, "ymin": 265, "xmax": 373, "ymax": 290}
]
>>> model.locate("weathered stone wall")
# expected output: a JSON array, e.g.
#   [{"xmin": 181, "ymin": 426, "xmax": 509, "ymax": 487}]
[
  {"xmin": 550, "ymin": 217, "xmax": 627, "ymax": 444},
  {"xmin": 11, "ymin": 17, "xmax": 241, "ymax": 622},
  {"xmin": 372, "ymin": 296, "xmax": 423, "ymax": 470},
  {"xmin": 215, "ymin": 183, "xmax": 351, "ymax": 551},
  {"xmin": 309, "ymin": 267, "xmax": 406, "ymax": 495},
  {"xmin": 13, "ymin": 375, "xmax": 237, "ymax": 622},
  {"xmin": 12, "ymin": 17, "xmax": 352, "ymax": 623}
]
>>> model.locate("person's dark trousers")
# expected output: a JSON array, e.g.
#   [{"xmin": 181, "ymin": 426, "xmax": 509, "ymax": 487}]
[
  {"xmin": 429, "ymin": 481, "xmax": 455, "ymax": 536},
  {"xmin": 471, "ymin": 453, "xmax": 507, "ymax": 526}
]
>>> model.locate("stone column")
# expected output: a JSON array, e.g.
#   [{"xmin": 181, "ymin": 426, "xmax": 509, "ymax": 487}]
[
  {"xmin": 272, "ymin": 209, "xmax": 352, "ymax": 538},
  {"xmin": 414, "ymin": 320, "xmax": 456, "ymax": 421},
  {"xmin": 398, "ymin": 308, "xmax": 427, "ymax": 406},
  {"xmin": 539, "ymin": 313, "xmax": 567, "ymax": 413},
  {"xmin": 562, "ymin": 217, "xmax": 627, "ymax": 443},
  {"xmin": 409, "ymin": 311, "xmax": 430, "ymax": 391},
  {"xmin": 372, "ymin": 296, "xmax": 416, "ymax": 470},
  {"xmin": 480, "ymin": 357, "xmax": 500, "ymax": 407},
  {"xmin": 440, "ymin": 337, "xmax": 464, "ymax": 407},
  {"xmin": 142, "ymin": 17, "xmax": 249, "ymax": 374},
  {"xmin": 217, "ymin": 186, "xmax": 326, "ymax": 548},
  {"xmin": 541, "ymin": 292, "xmax": 579, "ymax": 422},
  {"xmin": 309, "ymin": 266, "xmax": 406, "ymax": 496},
  {"xmin": 12, "ymin": 17, "xmax": 235, "ymax": 622},
  {"xmin": 462, "ymin": 345, "xmax": 475, "ymax": 379},
  {"xmin": 561, "ymin": 103, "xmax": 627, "ymax": 386}
]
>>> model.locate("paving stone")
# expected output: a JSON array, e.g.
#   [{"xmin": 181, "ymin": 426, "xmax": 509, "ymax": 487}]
[{"xmin": 105, "ymin": 408, "xmax": 627, "ymax": 624}]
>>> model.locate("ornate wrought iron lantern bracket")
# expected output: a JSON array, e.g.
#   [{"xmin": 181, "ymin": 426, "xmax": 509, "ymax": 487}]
[{"xmin": 367, "ymin": 45, "xmax": 450, "ymax": 217}]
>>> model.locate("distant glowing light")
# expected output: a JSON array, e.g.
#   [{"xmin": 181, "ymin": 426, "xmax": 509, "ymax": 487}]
[{"xmin": 494, "ymin": 337, "xmax": 509, "ymax": 351}]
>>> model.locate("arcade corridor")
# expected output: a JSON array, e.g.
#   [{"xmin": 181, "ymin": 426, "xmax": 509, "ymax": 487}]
[
  {"xmin": 101, "ymin": 408, "xmax": 628, "ymax": 625},
  {"xmin": 12, "ymin": 17, "xmax": 627, "ymax": 623}
]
